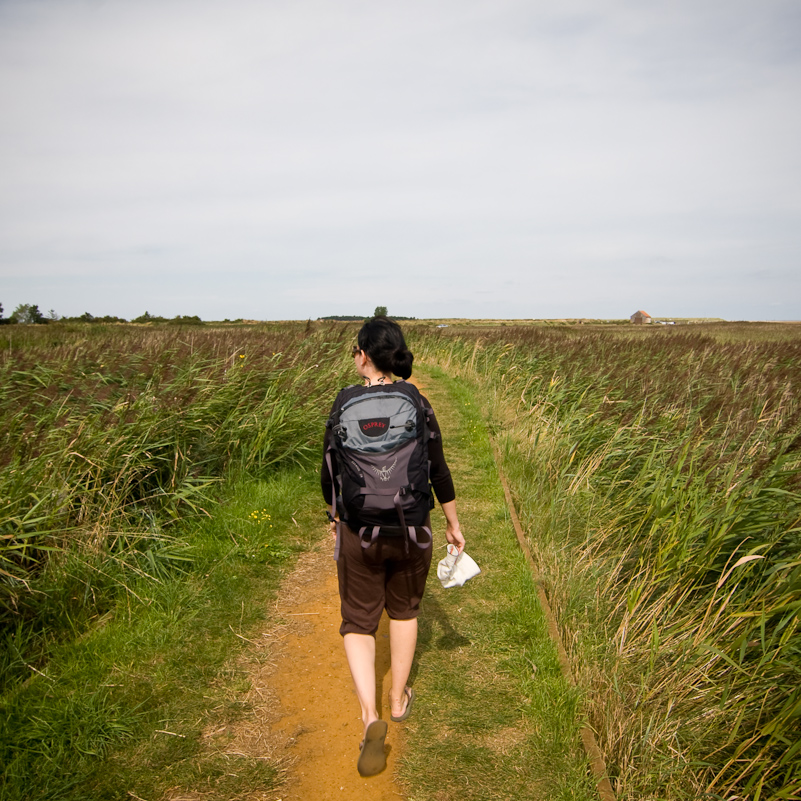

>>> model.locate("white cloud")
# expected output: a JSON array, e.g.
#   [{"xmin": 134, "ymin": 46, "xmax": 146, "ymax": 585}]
[{"xmin": 0, "ymin": 0, "xmax": 799, "ymax": 319}]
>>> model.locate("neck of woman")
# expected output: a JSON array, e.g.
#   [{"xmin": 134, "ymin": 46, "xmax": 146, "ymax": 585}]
[{"xmin": 363, "ymin": 371, "xmax": 393, "ymax": 387}]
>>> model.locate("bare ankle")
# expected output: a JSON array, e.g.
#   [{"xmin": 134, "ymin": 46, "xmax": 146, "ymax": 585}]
[{"xmin": 390, "ymin": 686, "xmax": 408, "ymax": 711}]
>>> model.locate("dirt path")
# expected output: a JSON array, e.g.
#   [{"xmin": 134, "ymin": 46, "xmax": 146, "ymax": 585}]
[
  {"xmin": 226, "ymin": 378, "xmax": 435, "ymax": 800},
  {"xmin": 227, "ymin": 518, "xmax": 413, "ymax": 798},
  {"xmin": 262, "ymin": 541, "xmax": 405, "ymax": 800}
]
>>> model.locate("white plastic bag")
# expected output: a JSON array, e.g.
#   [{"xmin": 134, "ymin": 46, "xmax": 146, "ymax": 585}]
[{"xmin": 437, "ymin": 544, "xmax": 481, "ymax": 588}]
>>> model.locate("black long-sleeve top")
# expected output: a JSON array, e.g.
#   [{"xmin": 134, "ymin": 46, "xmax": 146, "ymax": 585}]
[{"xmin": 321, "ymin": 391, "xmax": 456, "ymax": 507}]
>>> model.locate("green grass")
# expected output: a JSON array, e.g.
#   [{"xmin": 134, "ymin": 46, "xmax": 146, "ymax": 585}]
[
  {"xmin": 0, "ymin": 321, "xmax": 358, "ymax": 800},
  {"xmin": 401, "ymin": 365, "xmax": 595, "ymax": 801},
  {"xmin": 410, "ymin": 326, "xmax": 801, "ymax": 800},
  {"xmin": 1, "ymin": 340, "xmax": 594, "ymax": 801},
  {"xmin": 0, "ymin": 321, "xmax": 356, "ymax": 682},
  {"xmin": 0, "ymin": 467, "xmax": 324, "ymax": 801},
  {"xmin": 5, "ymin": 319, "xmax": 799, "ymax": 799}
]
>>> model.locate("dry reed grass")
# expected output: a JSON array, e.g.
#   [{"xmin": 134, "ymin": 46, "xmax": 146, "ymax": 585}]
[{"xmin": 411, "ymin": 324, "xmax": 801, "ymax": 800}]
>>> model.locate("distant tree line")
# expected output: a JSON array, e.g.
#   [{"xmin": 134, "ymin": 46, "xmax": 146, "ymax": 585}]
[
  {"xmin": 0, "ymin": 302, "xmax": 48, "ymax": 324},
  {"xmin": 0, "ymin": 301, "xmax": 413, "ymax": 326},
  {"xmin": 319, "ymin": 307, "xmax": 416, "ymax": 322},
  {"xmin": 0, "ymin": 303, "xmax": 204, "ymax": 325},
  {"xmin": 129, "ymin": 311, "xmax": 204, "ymax": 325}
]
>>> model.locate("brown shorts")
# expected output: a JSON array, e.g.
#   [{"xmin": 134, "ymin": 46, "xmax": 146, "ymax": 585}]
[{"xmin": 337, "ymin": 521, "xmax": 433, "ymax": 637}]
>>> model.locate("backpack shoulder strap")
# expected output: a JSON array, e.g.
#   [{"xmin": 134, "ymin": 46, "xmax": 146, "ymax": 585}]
[{"xmin": 394, "ymin": 380, "xmax": 437, "ymax": 441}]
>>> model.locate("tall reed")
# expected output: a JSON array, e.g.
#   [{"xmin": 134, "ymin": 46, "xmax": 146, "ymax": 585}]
[
  {"xmin": 410, "ymin": 324, "xmax": 801, "ymax": 800},
  {"xmin": 0, "ymin": 322, "xmax": 356, "ymax": 685}
]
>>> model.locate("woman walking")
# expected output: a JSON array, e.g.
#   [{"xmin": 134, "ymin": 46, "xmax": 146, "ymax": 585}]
[{"xmin": 321, "ymin": 316, "xmax": 464, "ymax": 776}]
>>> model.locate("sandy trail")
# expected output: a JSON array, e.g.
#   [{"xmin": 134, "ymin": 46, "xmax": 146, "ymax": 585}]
[
  {"xmin": 227, "ymin": 379, "xmax": 431, "ymax": 800},
  {"xmin": 233, "ymin": 539, "xmax": 406, "ymax": 801}
]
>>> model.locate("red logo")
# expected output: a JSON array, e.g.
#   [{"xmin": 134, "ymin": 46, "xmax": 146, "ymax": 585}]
[{"xmin": 360, "ymin": 418, "xmax": 389, "ymax": 437}]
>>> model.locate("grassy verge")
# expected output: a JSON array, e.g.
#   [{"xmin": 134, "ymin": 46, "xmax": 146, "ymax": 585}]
[
  {"xmin": 409, "ymin": 326, "xmax": 801, "ymax": 800},
  {"xmin": 0, "ymin": 321, "xmax": 355, "ymax": 717},
  {"xmin": 400, "ymin": 365, "xmax": 595, "ymax": 801},
  {"xmin": 0, "ymin": 466, "xmax": 325, "ymax": 801}
]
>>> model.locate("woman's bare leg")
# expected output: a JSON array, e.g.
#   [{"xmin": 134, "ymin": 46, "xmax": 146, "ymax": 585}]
[
  {"xmin": 388, "ymin": 617, "xmax": 417, "ymax": 717},
  {"xmin": 343, "ymin": 632, "xmax": 378, "ymax": 735}
]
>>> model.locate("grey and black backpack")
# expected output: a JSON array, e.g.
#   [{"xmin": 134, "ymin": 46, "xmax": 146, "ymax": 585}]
[{"xmin": 325, "ymin": 380, "xmax": 435, "ymax": 560}]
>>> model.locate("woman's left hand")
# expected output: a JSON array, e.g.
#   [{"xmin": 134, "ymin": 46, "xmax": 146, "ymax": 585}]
[
  {"xmin": 441, "ymin": 500, "xmax": 465, "ymax": 553},
  {"xmin": 445, "ymin": 523, "xmax": 465, "ymax": 554}
]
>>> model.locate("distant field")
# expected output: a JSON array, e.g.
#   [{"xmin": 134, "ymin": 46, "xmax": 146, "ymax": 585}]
[
  {"xmin": 314, "ymin": 316, "xmax": 801, "ymax": 342},
  {"xmin": 411, "ymin": 318, "xmax": 801, "ymax": 343}
]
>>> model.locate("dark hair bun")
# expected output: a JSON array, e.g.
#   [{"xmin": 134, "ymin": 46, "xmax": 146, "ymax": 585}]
[{"xmin": 391, "ymin": 348, "xmax": 414, "ymax": 380}]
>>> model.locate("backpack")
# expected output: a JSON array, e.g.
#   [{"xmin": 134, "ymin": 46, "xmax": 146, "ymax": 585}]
[{"xmin": 324, "ymin": 380, "xmax": 435, "ymax": 560}]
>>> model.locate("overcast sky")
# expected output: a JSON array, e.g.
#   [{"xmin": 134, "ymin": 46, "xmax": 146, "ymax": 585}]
[{"xmin": 1, "ymin": 0, "xmax": 799, "ymax": 321}]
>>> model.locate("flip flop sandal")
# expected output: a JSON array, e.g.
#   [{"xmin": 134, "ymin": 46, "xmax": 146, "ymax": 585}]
[
  {"xmin": 390, "ymin": 687, "xmax": 415, "ymax": 722},
  {"xmin": 357, "ymin": 719, "xmax": 388, "ymax": 777}
]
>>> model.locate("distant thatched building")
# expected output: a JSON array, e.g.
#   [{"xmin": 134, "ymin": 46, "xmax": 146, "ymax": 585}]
[{"xmin": 630, "ymin": 310, "xmax": 652, "ymax": 325}]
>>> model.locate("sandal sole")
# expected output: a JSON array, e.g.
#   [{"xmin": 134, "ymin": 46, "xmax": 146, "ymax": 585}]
[{"xmin": 357, "ymin": 720, "xmax": 388, "ymax": 777}]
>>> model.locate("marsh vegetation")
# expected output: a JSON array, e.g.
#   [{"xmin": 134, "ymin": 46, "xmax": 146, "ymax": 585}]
[
  {"xmin": 2, "ymin": 319, "xmax": 798, "ymax": 800},
  {"xmin": 412, "ymin": 322, "xmax": 801, "ymax": 800}
]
